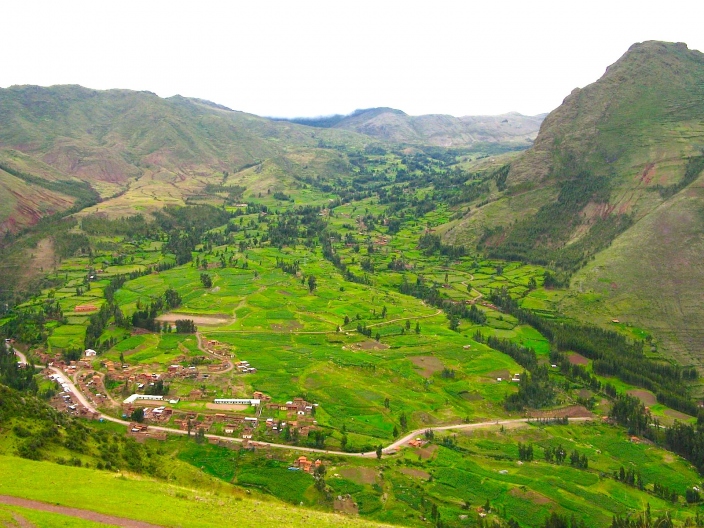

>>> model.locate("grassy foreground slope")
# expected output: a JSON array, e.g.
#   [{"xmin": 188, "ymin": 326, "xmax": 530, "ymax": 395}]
[{"xmin": 0, "ymin": 456, "xmax": 393, "ymax": 528}]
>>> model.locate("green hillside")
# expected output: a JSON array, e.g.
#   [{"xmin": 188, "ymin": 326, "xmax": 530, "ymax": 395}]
[
  {"xmin": 0, "ymin": 85, "xmax": 369, "ymax": 230},
  {"xmin": 443, "ymin": 41, "xmax": 704, "ymax": 362}
]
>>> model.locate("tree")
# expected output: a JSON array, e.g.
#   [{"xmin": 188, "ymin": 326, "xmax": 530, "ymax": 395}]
[
  {"xmin": 399, "ymin": 412, "xmax": 408, "ymax": 430},
  {"xmin": 340, "ymin": 435, "xmax": 348, "ymax": 450},
  {"xmin": 393, "ymin": 425, "xmax": 399, "ymax": 438},
  {"xmin": 308, "ymin": 275, "xmax": 317, "ymax": 292},
  {"xmin": 130, "ymin": 408, "xmax": 144, "ymax": 423},
  {"xmin": 164, "ymin": 288, "xmax": 182, "ymax": 309},
  {"xmin": 200, "ymin": 273, "xmax": 212, "ymax": 288},
  {"xmin": 195, "ymin": 427, "xmax": 205, "ymax": 444},
  {"xmin": 405, "ymin": 319, "xmax": 411, "ymax": 331},
  {"xmin": 415, "ymin": 322, "xmax": 420, "ymax": 334},
  {"xmin": 376, "ymin": 445, "xmax": 382, "ymax": 459},
  {"xmin": 381, "ymin": 305, "xmax": 387, "ymax": 318}
]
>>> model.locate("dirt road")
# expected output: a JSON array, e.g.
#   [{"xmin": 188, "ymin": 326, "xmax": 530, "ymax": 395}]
[
  {"xmin": 0, "ymin": 495, "xmax": 162, "ymax": 527},
  {"xmin": 50, "ymin": 367, "xmax": 593, "ymax": 457}
]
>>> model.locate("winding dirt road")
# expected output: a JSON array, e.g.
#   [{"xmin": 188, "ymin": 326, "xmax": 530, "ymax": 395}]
[{"xmin": 44, "ymin": 366, "xmax": 593, "ymax": 458}]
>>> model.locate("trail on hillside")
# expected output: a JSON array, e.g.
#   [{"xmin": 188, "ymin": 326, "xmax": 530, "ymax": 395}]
[
  {"xmin": 195, "ymin": 332, "xmax": 234, "ymax": 373},
  {"xmin": 0, "ymin": 495, "xmax": 163, "ymax": 527}
]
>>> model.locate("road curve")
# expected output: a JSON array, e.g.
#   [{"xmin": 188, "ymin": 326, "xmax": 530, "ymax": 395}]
[{"xmin": 43, "ymin": 366, "xmax": 594, "ymax": 458}]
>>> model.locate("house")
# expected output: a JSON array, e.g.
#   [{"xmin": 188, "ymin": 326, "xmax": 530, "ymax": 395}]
[
  {"xmin": 294, "ymin": 456, "xmax": 313, "ymax": 472},
  {"xmin": 224, "ymin": 424, "xmax": 237, "ymax": 434},
  {"xmin": 84, "ymin": 349, "xmax": 97, "ymax": 357},
  {"xmin": 241, "ymin": 427, "xmax": 253, "ymax": 439}
]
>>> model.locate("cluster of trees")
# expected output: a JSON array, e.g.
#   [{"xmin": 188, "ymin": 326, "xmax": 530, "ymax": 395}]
[
  {"xmin": 275, "ymin": 258, "xmax": 300, "ymax": 275},
  {"xmin": 200, "ymin": 273, "xmax": 213, "ymax": 288},
  {"xmin": 490, "ymin": 287, "xmax": 696, "ymax": 416},
  {"xmin": 174, "ymin": 319, "xmax": 196, "ymax": 334},
  {"xmin": 320, "ymin": 235, "xmax": 371, "ymax": 285},
  {"xmin": 0, "ymin": 342, "xmax": 36, "ymax": 392},
  {"xmin": 157, "ymin": 205, "xmax": 232, "ymax": 265},
  {"xmin": 613, "ymin": 464, "xmax": 646, "ymax": 493},
  {"xmin": 504, "ymin": 367, "xmax": 554, "ymax": 411},
  {"xmin": 144, "ymin": 379, "xmax": 169, "ymax": 396},
  {"xmin": 652, "ymin": 481, "xmax": 678, "ymax": 503},
  {"xmin": 610, "ymin": 506, "xmax": 677, "ymax": 528},
  {"xmin": 131, "ymin": 298, "xmax": 164, "ymax": 331},
  {"xmin": 418, "ymin": 233, "xmax": 467, "ymax": 259},
  {"xmin": 517, "ymin": 442, "xmax": 534, "ymax": 461},
  {"xmin": 399, "ymin": 276, "xmax": 486, "ymax": 326}
]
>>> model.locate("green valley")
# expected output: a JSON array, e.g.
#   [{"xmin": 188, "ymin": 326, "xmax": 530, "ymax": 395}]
[{"xmin": 2, "ymin": 40, "xmax": 704, "ymax": 528}]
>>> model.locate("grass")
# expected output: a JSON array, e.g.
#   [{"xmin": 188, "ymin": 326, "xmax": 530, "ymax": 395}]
[
  {"xmin": 158, "ymin": 421, "xmax": 704, "ymax": 527},
  {"xmin": 0, "ymin": 504, "xmax": 105, "ymax": 528},
  {"xmin": 0, "ymin": 456, "xmax": 391, "ymax": 528}
]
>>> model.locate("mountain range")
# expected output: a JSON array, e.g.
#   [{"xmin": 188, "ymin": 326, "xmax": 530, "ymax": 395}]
[
  {"xmin": 276, "ymin": 107, "xmax": 545, "ymax": 147},
  {"xmin": 1, "ymin": 40, "xmax": 703, "ymax": 364}
]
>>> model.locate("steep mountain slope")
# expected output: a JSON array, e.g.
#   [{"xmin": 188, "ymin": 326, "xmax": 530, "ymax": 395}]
[
  {"xmin": 0, "ymin": 85, "xmax": 367, "ymax": 230},
  {"xmin": 445, "ymin": 41, "xmax": 704, "ymax": 363},
  {"xmin": 509, "ymin": 41, "xmax": 704, "ymax": 188},
  {"xmin": 280, "ymin": 107, "xmax": 545, "ymax": 147}
]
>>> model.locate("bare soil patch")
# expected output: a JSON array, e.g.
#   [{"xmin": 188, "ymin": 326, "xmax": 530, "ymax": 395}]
[
  {"xmin": 205, "ymin": 403, "xmax": 248, "ymax": 411},
  {"xmin": 270, "ymin": 320, "xmax": 303, "ymax": 331},
  {"xmin": 15, "ymin": 513, "xmax": 36, "ymax": 527},
  {"xmin": 278, "ymin": 290, "xmax": 291, "ymax": 296},
  {"xmin": 509, "ymin": 488, "xmax": 553, "ymax": 506},
  {"xmin": 410, "ymin": 356, "xmax": 444, "ymax": 378},
  {"xmin": 17, "ymin": 238, "xmax": 55, "ymax": 291},
  {"xmin": 339, "ymin": 467, "xmax": 377, "ymax": 485},
  {"xmin": 487, "ymin": 369, "xmax": 511, "ymax": 380},
  {"xmin": 333, "ymin": 496, "xmax": 359, "ymax": 515},
  {"xmin": 568, "ymin": 353, "xmax": 589, "ymax": 366},
  {"xmin": 156, "ymin": 313, "xmax": 232, "ymax": 326},
  {"xmin": 664, "ymin": 409, "xmax": 694, "ymax": 421},
  {"xmin": 352, "ymin": 341, "xmax": 390, "ymax": 351},
  {"xmin": 529, "ymin": 405, "xmax": 594, "ymax": 419},
  {"xmin": 400, "ymin": 468, "xmax": 431, "ymax": 480},
  {"xmin": 414, "ymin": 444, "xmax": 438, "ymax": 460},
  {"xmin": 459, "ymin": 391, "xmax": 483, "ymax": 401},
  {"xmin": 578, "ymin": 389, "xmax": 593, "ymax": 399},
  {"xmin": 627, "ymin": 390, "xmax": 657, "ymax": 406},
  {"xmin": 0, "ymin": 495, "xmax": 161, "ymax": 527}
]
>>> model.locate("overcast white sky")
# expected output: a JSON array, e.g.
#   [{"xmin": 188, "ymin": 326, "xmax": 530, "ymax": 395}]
[{"xmin": 2, "ymin": 0, "xmax": 702, "ymax": 118}]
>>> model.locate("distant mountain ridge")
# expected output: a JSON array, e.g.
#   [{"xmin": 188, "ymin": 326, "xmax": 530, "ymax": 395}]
[
  {"xmin": 276, "ymin": 108, "xmax": 546, "ymax": 147},
  {"xmin": 0, "ymin": 84, "xmax": 368, "ymax": 232}
]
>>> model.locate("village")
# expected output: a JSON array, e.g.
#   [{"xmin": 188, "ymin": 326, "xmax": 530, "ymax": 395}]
[{"xmin": 39, "ymin": 341, "xmax": 323, "ymax": 453}]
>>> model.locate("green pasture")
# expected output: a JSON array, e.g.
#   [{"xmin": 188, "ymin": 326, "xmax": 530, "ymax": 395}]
[{"xmin": 0, "ymin": 456, "xmax": 388, "ymax": 528}]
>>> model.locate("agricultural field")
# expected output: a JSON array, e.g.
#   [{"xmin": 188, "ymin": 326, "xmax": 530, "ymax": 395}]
[
  {"xmin": 3, "ymin": 146, "xmax": 702, "ymax": 528},
  {"xmin": 162, "ymin": 421, "xmax": 704, "ymax": 527}
]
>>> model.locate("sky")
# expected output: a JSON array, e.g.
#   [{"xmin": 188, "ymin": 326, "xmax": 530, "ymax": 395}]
[{"xmin": 2, "ymin": 0, "xmax": 703, "ymax": 118}]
